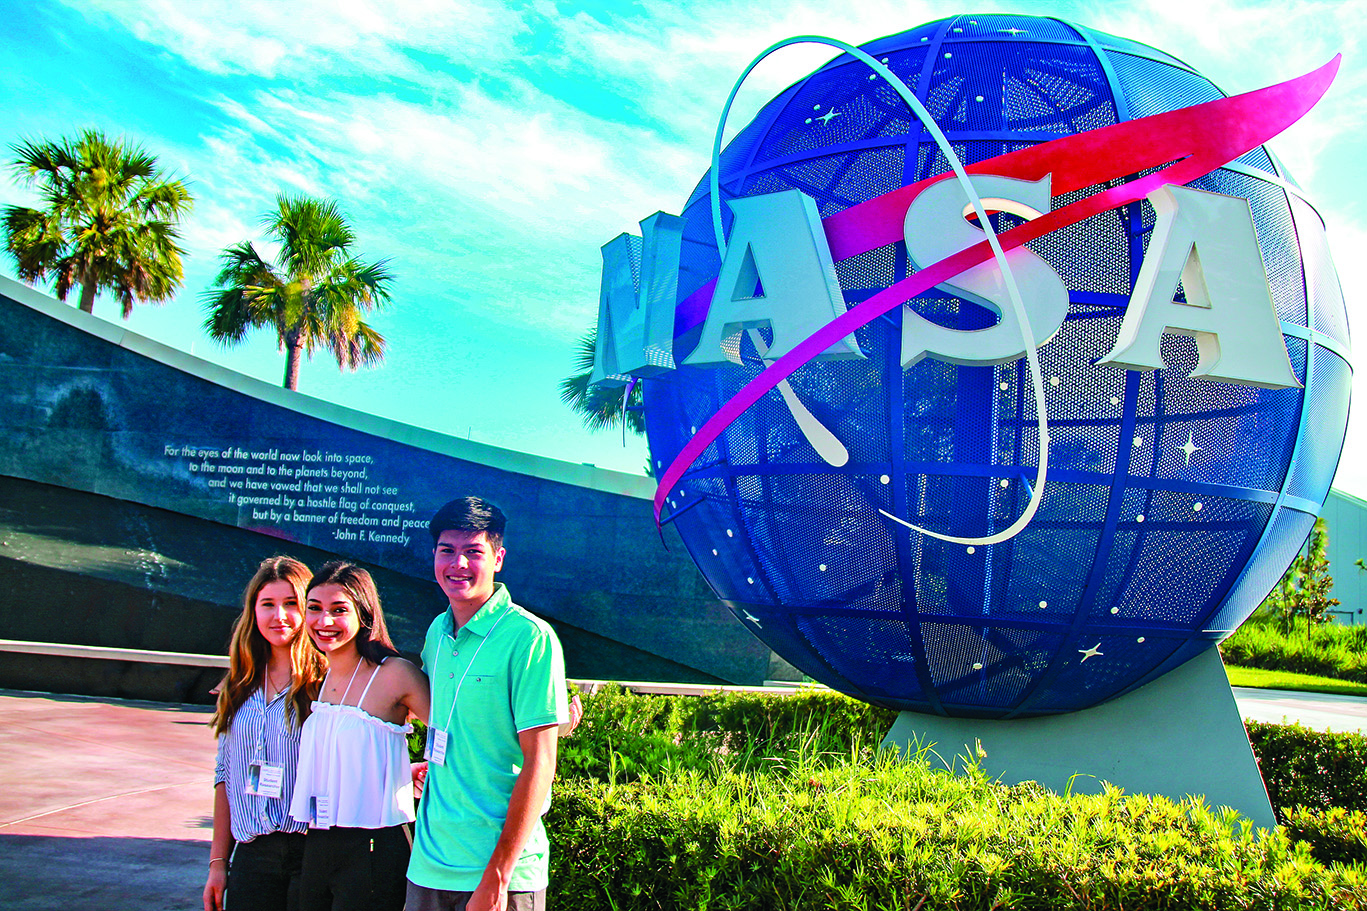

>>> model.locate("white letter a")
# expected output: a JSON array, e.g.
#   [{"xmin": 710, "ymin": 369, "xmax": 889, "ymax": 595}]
[{"xmin": 1098, "ymin": 184, "xmax": 1300, "ymax": 389}]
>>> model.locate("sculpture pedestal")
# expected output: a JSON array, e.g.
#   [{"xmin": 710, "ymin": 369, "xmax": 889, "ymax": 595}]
[{"xmin": 880, "ymin": 649, "xmax": 1276, "ymax": 829}]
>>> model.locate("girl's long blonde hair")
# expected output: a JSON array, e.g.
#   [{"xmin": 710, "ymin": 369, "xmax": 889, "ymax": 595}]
[{"xmin": 211, "ymin": 556, "xmax": 327, "ymax": 735}]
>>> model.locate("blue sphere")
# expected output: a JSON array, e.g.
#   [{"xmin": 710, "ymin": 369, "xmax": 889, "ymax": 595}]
[{"xmin": 643, "ymin": 14, "xmax": 1350, "ymax": 717}]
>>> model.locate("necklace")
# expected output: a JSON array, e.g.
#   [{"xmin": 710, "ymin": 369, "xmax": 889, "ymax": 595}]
[{"xmin": 264, "ymin": 665, "xmax": 287, "ymax": 701}]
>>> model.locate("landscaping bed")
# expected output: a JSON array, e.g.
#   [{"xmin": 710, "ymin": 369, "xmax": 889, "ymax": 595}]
[{"xmin": 418, "ymin": 686, "xmax": 1367, "ymax": 909}]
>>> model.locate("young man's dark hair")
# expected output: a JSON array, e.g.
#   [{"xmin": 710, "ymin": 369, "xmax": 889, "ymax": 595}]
[{"xmin": 427, "ymin": 496, "xmax": 506, "ymax": 551}]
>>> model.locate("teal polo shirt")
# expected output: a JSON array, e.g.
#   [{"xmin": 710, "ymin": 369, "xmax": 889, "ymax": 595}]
[{"xmin": 408, "ymin": 583, "xmax": 569, "ymax": 892}]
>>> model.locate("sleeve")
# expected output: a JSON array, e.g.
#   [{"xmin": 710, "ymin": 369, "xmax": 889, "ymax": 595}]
[
  {"xmin": 214, "ymin": 731, "xmax": 231, "ymax": 787},
  {"xmin": 510, "ymin": 623, "xmax": 569, "ymax": 733},
  {"xmin": 419, "ymin": 612, "xmax": 439, "ymax": 673}
]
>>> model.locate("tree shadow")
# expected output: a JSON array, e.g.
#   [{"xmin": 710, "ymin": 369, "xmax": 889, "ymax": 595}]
[{"xmin": 0, "ymin": 833, "xmax": 207, "ymax": 911}]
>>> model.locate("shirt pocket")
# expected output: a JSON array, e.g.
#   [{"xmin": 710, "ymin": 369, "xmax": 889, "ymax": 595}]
[
  {"xmin": 458, "ymin": 670, "xmax": 505, "ymax": 709},
  {"xmin": 457, "ymin": 672, "xmax": 510, "ymax": 730}
]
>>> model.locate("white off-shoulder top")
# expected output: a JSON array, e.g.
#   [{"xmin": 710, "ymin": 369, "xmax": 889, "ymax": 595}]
[{"xmin": 289, "ymin": 659, "xmax": 415, "ymax": 829}]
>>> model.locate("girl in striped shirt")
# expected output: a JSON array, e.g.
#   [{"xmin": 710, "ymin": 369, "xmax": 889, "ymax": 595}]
[{"xmin": 203, "ymin": 557, "xmax": 327, "ymax": 911}]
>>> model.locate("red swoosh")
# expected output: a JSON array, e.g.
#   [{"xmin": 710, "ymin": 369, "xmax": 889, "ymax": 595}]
[{"xmin": 657, "ymin": 56, "xmax": 1340, "ymax": 520}]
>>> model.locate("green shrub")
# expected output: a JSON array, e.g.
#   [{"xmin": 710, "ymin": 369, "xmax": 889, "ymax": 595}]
[
  {"xmin": 558, "ymin": 690, "xmax": 715, "ymax": 782},
  {"xmin": 408, "ymin": 720, "xmax": 427, "ymax": 763},
  {"xmin": 1248, "ymin": 721, "xmax": 1367, "ymax": 816},
  {"xmin": 558, "ymin": 684, "xmax": 896, "ymax": 782},
  {"xmin": 409, "ymin": 685, "xmax": 1367, "ymax": 906},
  {"xmin": 549, "ymin": 689, "xmax": 1367, "ymax": 907},
  {"xmin": 547, "ymin": 752, "xmax": 1367, "ymax": 910},
  {"xmin": 695, "ymin": 687, "xmax": 897, "ymax": 753},
  {"xmin": 1283, "ymin": 806, "xmax": 1367, "ymax": 866},
  {"xmin": 1222, "ymin": 615, "xmax": 1367, "ymax": 683}
]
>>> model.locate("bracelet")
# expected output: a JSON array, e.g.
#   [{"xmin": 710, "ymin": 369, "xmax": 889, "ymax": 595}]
[{"xmin": 209, "ymin": 857, "xmax": 228, "ymax": 866}]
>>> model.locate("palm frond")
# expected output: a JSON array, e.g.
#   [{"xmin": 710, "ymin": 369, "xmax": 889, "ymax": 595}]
[
  {"xmin": 329, "ymin": 320, "xmax": 386, "ymax": 371},
  {"xmin": 3, "ymin": 206, "xmax": 63, "ymax": 282},
  {"xmin": 4, "ymin": 129, "xmax": 191, "ymax": 317},
  {"xmin": 558, "ymin": 328, "xmax": 646, "ymax": 435},
  {"xmin": 204, "ymin": 194, "xmax": 392, "ymax": 388}
]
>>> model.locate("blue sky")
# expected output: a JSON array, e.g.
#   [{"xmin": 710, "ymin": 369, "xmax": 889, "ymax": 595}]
[{"xmin": 2, "ymin": 0, "xmax": 1364, "ymax": 495}]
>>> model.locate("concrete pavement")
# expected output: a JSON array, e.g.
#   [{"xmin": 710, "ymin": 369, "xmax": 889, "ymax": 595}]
[
  {"xmin": 1233, "ymin": 685, "xmax": 1367, "ymax": 734},
  {"xmin": 0, "ymin": 689, "xmax": 215, "ymax": 911}
]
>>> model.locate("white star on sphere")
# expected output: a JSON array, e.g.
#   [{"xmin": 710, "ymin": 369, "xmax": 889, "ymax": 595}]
[
  {"xmin": 743, "ymin": 611, "xmax": 762, "ymax": 627},
  {"xmin": 1078, "ymin": 643, "xmax": 1103, "ymax": 663},
  {"xmin": 817, "ymin": 109, "xmax": 842, "ymax": 125},
  {"xmin": 1180, "ymin": 431, "xmax": 1203, "ymax": 466}
]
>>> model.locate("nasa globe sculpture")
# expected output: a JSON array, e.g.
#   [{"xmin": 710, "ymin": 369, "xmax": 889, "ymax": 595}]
[{"xmin": 591, "ymin": 14, "xmax": 1349, "ymax": 720}]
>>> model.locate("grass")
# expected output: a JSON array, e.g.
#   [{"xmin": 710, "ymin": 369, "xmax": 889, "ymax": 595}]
[
  {"xmin": 1226, "ymin": 665, "xmax": 1367, "ymax": 697},
  {"xmin": 1219, "ymin": 613, "xmax": 1367, "ymax": 684}
]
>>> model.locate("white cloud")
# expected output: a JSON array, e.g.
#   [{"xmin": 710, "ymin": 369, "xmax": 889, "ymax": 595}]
[
  {"xmin": 64, "ymin": 0, "xmax": 531, "ymax": 80},
  {"xmin": 548, "ymin": 0, "xmax": 951, "ymax": 144},
  {"xmin": 179, "ymin": 66, "xmax": 711, "ymax": 332},
  {"xmin": 1091, "ymin": 0, "xmax": 1365, "ymax": 69},
  {"xmin": 1326, "ymin": 216, "xmax": 1367, "ymax": 499}
]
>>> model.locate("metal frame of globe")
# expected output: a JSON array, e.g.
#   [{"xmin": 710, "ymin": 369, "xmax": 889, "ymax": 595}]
[{"xmin": 592, "ymin": 14, "xmax": 1348, "ymax": 823}]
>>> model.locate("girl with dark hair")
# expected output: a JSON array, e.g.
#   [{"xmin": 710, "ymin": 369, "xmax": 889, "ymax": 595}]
[
  {"xmin": 204, "ymin": 556, "xmax": 328, "ymax": 911},
  {"xmin": 290, "ymin": 561, "xmax": 430, "ymax": 911}
]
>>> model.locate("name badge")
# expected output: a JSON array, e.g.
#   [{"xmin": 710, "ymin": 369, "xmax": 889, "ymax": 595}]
[
  {"xmin": 245, "ymin": 761, "xmax": 285, "ymax": 799},
  {"xmin": 425, "ymin": 727, "xmax": 449, "ymax": 767},
  {"xmin": 310, "ymin": 795, "xmax": 334, "ymax": 829}
]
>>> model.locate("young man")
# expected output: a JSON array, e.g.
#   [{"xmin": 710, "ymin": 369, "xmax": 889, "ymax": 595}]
[{"xmin": 406, "ymin": 497, "xmax": 569, "ymax": 911}]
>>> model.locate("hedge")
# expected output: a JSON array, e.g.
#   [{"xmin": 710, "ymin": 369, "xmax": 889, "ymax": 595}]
[
  {"xmin": 547, "ymin": 755, "xmax": 1367, "ymax": 910},
  {"xmin": 1248, "ymin": 721, "xmax": 1367, "ymax": 816},
  {"xmin": 411, "ymin": 687, "xmax": 1367, "ymax": 908},
  {"xmin": 1221, "ymin": 617, "xmax": 1367, "ymax": 684},
  {"xmin": 1283, "ymin": 807, "xmax": 1367, "ymax": 866},
  {"xmin": 555, "ymin": 686, "xmax": 897, "ymax": 782}
]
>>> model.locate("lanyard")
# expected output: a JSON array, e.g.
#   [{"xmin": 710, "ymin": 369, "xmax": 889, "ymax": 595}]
[
  {"xmin": 254, "ymin": 685, "xmax": 268, "ymax": 759},
  {"xmin": 252, "ymin": 682, "xmax": 286, "ymax": 759},
  {"xmin": 320, "ymin": 658, "xmax": 364, "ymax": 706},
  {"xmin": 246, "ymin": 685, "xmax": 287, "ymax": 801},
  {"xmin": 436, "ymin": 610, "xmax": 507, "ymax": 732}
]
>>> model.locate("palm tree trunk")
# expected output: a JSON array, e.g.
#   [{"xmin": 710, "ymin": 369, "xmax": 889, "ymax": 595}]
[
  {"xmin": 79, "ymin": 280, "xmax": 97, "ymax": 314},
  {"xmin": 283, "ymin": 340, "xmax": 303, "ymax": 391}
]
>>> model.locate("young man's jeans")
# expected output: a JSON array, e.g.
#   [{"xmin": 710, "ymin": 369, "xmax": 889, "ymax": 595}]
[{"xmin": 404, "ymin": 882, "xmax": 546, "ymax": 911}]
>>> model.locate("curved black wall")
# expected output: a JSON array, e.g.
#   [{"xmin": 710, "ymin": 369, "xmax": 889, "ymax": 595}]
[{"xmin": 0, "ymin": 277, "xmax": 780, "ymax": 692}]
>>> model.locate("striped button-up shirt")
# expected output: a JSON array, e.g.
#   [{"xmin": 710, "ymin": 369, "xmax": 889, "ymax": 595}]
[{"xmin": 214, "ymin": 686, "xmax": 307, "ymax": 842}]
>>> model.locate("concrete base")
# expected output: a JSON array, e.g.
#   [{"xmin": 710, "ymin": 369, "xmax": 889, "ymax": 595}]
[{"xmin": 881, "ymin": 649, "xmax": 1276, "ymax": 829}]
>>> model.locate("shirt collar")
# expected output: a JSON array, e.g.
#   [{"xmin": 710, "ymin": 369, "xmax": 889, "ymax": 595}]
[{"xmin": 445, "ymin": 583, "xmax": 511, "ymax": 639}]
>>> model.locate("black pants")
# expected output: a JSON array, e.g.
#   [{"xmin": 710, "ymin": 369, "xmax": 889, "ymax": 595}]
[
  {"xmin": 298, "ymin": 825, "xmax": 411, "ymax": 911},
  {"xmin": 226, "ymin": 831, "xmax": 307, "ymax": 911}
]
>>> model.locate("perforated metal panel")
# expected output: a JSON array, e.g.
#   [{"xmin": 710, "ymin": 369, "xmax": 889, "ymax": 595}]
[{"xmin": 641, "ymin": 14, "xmax": 1350, "ymax": 717}]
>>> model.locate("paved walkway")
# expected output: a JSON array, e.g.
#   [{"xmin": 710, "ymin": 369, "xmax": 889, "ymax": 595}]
[
  {"xmin": 1, "ymin": 685, "xmax": 1364, "ymax": 909},
  {"xmin": 1232, "ymin": 686, "xmax": 1367, "ymax": 734},
  {"xmin": 0, "ymin": 689, "xmax": 215, "ymax": 911}
]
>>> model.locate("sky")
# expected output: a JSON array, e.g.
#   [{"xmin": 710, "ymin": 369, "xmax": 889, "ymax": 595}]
[{"xmin": 2, "ymin": 0, "xmax": 1364, "ymax": 495}]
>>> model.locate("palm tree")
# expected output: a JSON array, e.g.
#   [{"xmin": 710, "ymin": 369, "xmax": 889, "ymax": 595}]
[
  {"xmin": 558, "ymin": 327, "xmax": 646, "ymax": 435},
  {"xmin": 4, "ymin": 129, "xmax": 192, "ymax": 317},
  {"xmin": 202, "ymin": 195, "xmax": 392, "ymax": 391}
]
